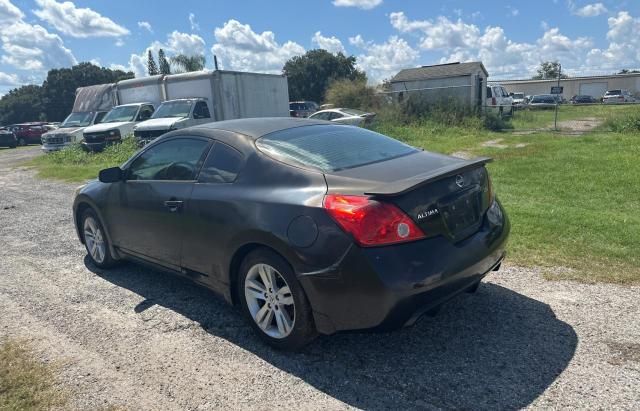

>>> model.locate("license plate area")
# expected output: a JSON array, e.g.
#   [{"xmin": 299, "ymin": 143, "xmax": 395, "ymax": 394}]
[{"xmin": 439, "ymin": 187, "xmax": 482, "ymax": 240}]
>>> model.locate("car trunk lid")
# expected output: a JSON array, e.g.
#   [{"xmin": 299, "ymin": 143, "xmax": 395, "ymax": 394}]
[{"xmin": 325, "ymin": 152, "xmax": 493, "ymax": 242}]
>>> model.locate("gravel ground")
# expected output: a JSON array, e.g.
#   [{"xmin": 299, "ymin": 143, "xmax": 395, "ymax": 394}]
[{"xmin": 1, "ymin": 146, "xmax": 639, "ymax": 410}]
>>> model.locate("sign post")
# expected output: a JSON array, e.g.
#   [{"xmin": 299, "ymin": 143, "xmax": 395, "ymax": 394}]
[{"xmin": 552, "ymin": 65, "xmax": 562, "ymax": 131}]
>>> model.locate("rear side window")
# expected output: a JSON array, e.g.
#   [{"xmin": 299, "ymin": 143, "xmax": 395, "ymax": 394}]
[
  {"xmin": 199, "ymin": 142, "xmax": 243, "ymax": 183},
  {"xmin": 486, "ymin": 87, "xmax": 492, "ymax": 98},
  {"xmin": 256, "ymin": 125, "xmax": 418, "ymax": 172}
]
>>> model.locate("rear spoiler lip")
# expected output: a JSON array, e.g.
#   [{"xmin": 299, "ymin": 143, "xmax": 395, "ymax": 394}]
[{"xmin": 364, "ymin": 156, "xmax": 493, "ymax": 197}]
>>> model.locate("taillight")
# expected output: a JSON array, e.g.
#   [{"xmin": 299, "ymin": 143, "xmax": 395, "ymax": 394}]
[{"xmin": 323, "ymin": 194, "xmax": 426, "ymax": 247}]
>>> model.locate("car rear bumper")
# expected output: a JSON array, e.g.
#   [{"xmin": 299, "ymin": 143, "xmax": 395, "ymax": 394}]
[{"xmin": 299, "ymin": 199, "xmax": 510, "ymax": 334}]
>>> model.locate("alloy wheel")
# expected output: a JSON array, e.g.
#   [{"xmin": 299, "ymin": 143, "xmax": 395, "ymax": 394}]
[
  {"xmin": 244, "ymin": 263, "xmax": 295, "ymax": 339},
  {"xmin": 84, "ymin": 216, "xmax": 106, "ymax": 264}
]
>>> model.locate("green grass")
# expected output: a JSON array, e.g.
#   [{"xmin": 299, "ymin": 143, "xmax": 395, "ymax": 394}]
[
  {"xmin": 376, "ymin": 116, "xmax": 640, "ymax": 284},
  {"xmin": 512, "ymin": 103, "xmax": 640, "ymax": 130},
  {"xmin": 0, "ymin": 339, "xmax": 67, "ymax": 410},
  {"xmin": 28, "ymin": 137, "xmax": 139, "ymax": 182}
]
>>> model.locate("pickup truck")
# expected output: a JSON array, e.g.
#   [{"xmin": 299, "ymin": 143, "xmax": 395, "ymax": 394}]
[
  {"xmin": 486, "ymin": 85, "xmax": 513, "ymax": 116},
  {"xmin": 41, "ymin": 111, "xmax": 107, "ymax": 152},
  {"xmin": 133, "ymin": 98, "xmax": 212, "ymax": 142},
  {"xmin": 82, "ymin": 103, "xmax": 154, "ymax": 151}
]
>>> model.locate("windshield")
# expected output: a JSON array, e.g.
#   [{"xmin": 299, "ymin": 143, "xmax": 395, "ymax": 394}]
[
  {"xmin": 605, "ymin": 90, "xmax": 622, "ymax": 96},
  {"xmin": 341, "ymin": 108, "xmax": 367, "ymax": 116},
  {"xmin": 257, "ymin": 125, "xmax": 418, "ymax": 172},
  {"xmin": 60, "ymin": 112, "xmax": 94, "ymax": 128},
  {"xmin": 152, "ymin": 101, "xmax": 193, "ymax": 119},
  {"xmin": 532, "ymin": 96, "xmax": 554, "ymax": 103},
  {"xmin": 102, "ymin": 106, "xmax": 138, "ymax": 123},
  {"xmin": 512, "ymin": 93, "xmax": 525, "ymax": 99}
]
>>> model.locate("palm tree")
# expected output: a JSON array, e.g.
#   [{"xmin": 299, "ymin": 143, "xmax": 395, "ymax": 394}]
[{"xmin": 170, "ymin": 54, "xmax": 206, "ymax": 73}]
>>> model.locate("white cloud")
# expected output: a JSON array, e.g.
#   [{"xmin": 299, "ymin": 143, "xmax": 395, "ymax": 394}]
[
  {"xmin": 389, "ymin": 11, "xmax": 598, "ymax": 78},
  {"xmin": 312, "ymin": 31, "xmax": 345, "ymax": 54},
  {"xmin": 0, "ymin": 21, "xmax": 77, "ymax": 71},
  {"xmin": 349, "ymin": 35, "xmax": 419, "ymax": 82},
  {"xmin": 137, "ymin": 21, "xmax": 152, "ymax": 33},
  {"xmin": 115, "ymin": 38, "xmax": 124, "ymax": 47},
  {"xmin": 332, "ymin": 0, "xmax": 382, "ymax": 10},
  {"xmin": 211, "ymin": 19, "xmax": 304, "ymax": 73},
  {"xmin": 124, "ymin": 31, "xmax": 206, "ymax": 77},
  {"xmin": 507, "ymin": 6, "xmax": 519, "ymax": 17},
  {"xmin": 189, "ymin": 13, "xmax": 199, "ymax": 31},
  {"xmin": 587, "ymin": 11, "xmax": 640, "ymax": 70},
  {"xmin": 572, "ymin": 2, "xmax": 608, "ymax": 17},
  {"xmin": 0, "ymin": 71, "xmax": 19, "ymax": 86},
  {"xmin": 0, "ymin": 0, "xmax": 23, "ymax": 25},
  {"xmin": 33, "ymin": 0, "xmax": 129, "ymax": 38}
]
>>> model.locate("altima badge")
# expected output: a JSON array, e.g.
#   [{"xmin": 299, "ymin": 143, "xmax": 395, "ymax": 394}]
[
  {"xmin": 417, "ymin": 208, "xmax": 440, "ymax": 220},
  {"xmin": 455, "ymin": 174, "xmax": 464, "ymax": 188}
]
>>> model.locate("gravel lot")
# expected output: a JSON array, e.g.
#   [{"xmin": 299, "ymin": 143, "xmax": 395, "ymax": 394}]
[{"xmin": 1, "ymin": 146, "xmax": 639, "ymax": 410}]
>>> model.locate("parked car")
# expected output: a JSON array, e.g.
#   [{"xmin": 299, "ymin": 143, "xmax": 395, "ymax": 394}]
[
  {"xmin": 486, "ymin": 85, "xmax": 513, "ymax": 116},
  {"xmin": 509, "ymin": 92, "xmax": 528, "ymax": 108},
  {"xmin": 134, "ymin": 98, "xmax": 213, "ymax": 143},
  {"xmin": 9, "ymin": 123, "xmax": 50, "ymax": 146},
  {"xmin": 528, "ymin": 95, "xmax": 558, "ymax": 109},
  {"xmin": 0, "ymin": 127, "xmax": 17, "ymax": 148},
  {"xmin": 308, "ymin": 108, "xmax": 376, "ymax": 126},
  {"xmin": 289, "ymin": 101, "xmax": 318, "ymax": 118},
  {"xmin": 602, "ymin": 89, "xmax": 635, "ymax": 104},
  {"xmin": 82, "ymin": 103, "xmax": 155, "ymax": 151},
  {"xmin": 73, "ymin": 118, "xmax": 510, "ymax": 350},
  {"xmin": 570, "ymin": 95, "xmax": 598, "ymax": 104},
  {"xmin": 41, "ymin": 111, "xmax": 108, "ymax": 152}
]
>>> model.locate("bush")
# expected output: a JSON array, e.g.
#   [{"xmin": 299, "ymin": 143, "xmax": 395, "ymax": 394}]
[
  {"xmin": 604, "ymin": 112, "xmax": 640, "ymax": 133},
  {"xmin": 483, "ymin": 112, "xmax": 513, "ymax": 131},
  {"xmin": 324, "ymin": 79, "xmax": 380, "ymax": 110}
]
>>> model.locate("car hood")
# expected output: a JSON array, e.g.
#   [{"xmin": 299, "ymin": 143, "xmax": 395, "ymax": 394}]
[
  {"xmin": 84, "ymin": 121, "xmax": 133, "ymax": 133},
  {"xmin": 43, "ymin": 127, "xmax": 84, "ymax": 137},
  {"xmin": 135, "ymin": 117, "xmax": 183, "ymax": 130}
]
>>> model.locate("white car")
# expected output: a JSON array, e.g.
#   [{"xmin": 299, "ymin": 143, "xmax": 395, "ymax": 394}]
[
  {"xmin": 308, "ymin": 108, "xmax": 376, "ymax": 126},
  {"xmin": 41, "ymin": 111, "xmax": 108, "ymax": 152},
  {"xmin": 82, "ymin": 103, "xmax": 155, "ymax": 151},
  {"xmin": 134, "ymin": 98, "xmax": 213, "ymax": 142},
  {"xmin": 602, "ymin": 89, "xmax": 635, "ymax": 104},
  {"xmin": 486, "ymin": 85, "xmax": 513, "ymax": 116}
]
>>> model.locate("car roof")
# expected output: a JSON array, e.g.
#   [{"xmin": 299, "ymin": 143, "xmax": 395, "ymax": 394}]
[
  {"xmin": 114, "ymin": 102, "xmax": 153, "ymax": 107},
  {"xmin": 191, "ymin": 117, "xmax": 330, "ymax": 139}
]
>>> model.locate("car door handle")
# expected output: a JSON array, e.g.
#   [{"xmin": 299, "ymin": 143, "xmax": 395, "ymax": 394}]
[{"xmin": 164, "ymin": 200, "xmax": 183, "ymax": 212}]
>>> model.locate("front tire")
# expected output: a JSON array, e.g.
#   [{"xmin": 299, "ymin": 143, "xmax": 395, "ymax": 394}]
[
  {"xmin": 237, "ymin": 248, "xmax": 317, "ymax": 350},
  {"xmin": 81, "ymin": 208, "xmax": 117, "ymax": 268}
]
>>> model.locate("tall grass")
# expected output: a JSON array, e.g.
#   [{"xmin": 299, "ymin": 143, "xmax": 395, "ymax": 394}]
[{"xmin": 29, "ymin": 137, "xmax": 139, "ymax": 181}]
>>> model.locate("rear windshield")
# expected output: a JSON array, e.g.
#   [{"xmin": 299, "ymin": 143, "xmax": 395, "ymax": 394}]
[
  {"xmin": 256, "ymin": 125, "xmax": 417, "ymax": 172},
  {"xmin": 341, "ymin": 108, "xmax": 367, "ymax": 116},
  {"xmin": 605, "ymin": 90, "xmax": 622, "ymax": 95}
]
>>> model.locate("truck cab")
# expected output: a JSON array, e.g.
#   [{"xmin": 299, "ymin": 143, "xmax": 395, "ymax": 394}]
[
  {"xmin": 82, "ymin": 103, "xmax": 154, "ymax": 151},
  {"xmin": 41, "ymin": 111, "xmax": 107, "ymax": 152},
  {"xmin": 133, "ymin": 98, "xmax": 212, "ymax": 142}
]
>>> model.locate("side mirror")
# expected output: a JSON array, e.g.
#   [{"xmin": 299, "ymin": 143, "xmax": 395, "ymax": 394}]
[{"xmin": 99, "ymin": 167, "xmax": 123, "ymax": 183}]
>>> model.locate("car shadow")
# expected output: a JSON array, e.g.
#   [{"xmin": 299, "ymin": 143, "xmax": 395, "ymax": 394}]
[{"xmin": 86, "ymin": 257, "xmax": 577, "ymax": 410}]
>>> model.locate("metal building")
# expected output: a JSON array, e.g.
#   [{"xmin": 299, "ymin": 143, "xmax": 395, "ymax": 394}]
[
  {"xmin": 490, "ymin": 73, "xmax": 640, "ymax": 100},
  {"xmin": 388, "ymin": 62, "xmax": 489, "ymax": 109}
]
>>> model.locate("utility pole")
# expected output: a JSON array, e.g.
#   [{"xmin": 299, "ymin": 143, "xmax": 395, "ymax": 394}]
[{"xmin": 554, "ymin": 63, "xmax": 561, "ymax": 131}]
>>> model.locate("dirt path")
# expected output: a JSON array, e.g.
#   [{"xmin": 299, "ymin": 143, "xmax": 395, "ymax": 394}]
[{"xmin": 1, "ymin": 148, "xmax": 638, "ymax": 410}]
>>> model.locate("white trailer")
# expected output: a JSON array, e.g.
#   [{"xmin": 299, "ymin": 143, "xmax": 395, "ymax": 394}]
[
  {"xmin": 41, "ymin": 84, "xmax": 117, "ymax": 152},
  {"xmin": 116, "ymin": 75, "xmax": 165, "ymax": 107},
  {"xmin": 133, "ymin": 70, "xmax": 289, "ymax": 141}
]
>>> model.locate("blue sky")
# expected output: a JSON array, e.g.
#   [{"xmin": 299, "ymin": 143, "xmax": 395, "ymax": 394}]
[{"xmin": 1, "ymin": 0, "xmax": 639, "ymax": 95}]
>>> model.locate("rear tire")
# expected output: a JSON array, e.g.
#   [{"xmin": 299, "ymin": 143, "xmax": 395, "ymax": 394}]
[
  {"xmin": 237, "ymin": 248, "xmax": 317, "ymax": 350},
  {"xmin": 81, "ymin": 208, "xmax": 118, "ymax": 269},
  {"xmin": 17, "ymin": 137, "xmax": 26, "ymax": 146}
]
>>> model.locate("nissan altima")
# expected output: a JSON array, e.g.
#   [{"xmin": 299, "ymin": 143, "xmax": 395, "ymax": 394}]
[{"xmin": 73, "ymin": 118, "xmax": 510, "ymax": 350}]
